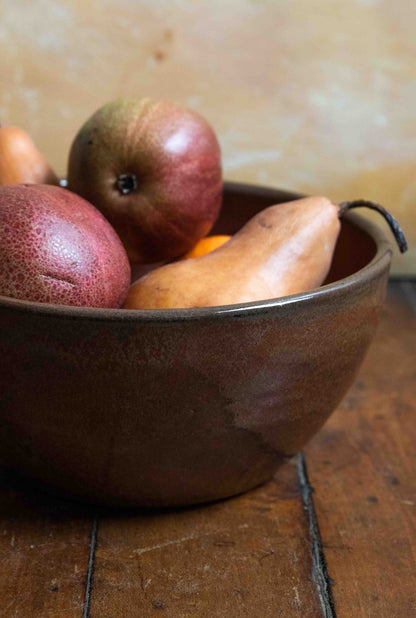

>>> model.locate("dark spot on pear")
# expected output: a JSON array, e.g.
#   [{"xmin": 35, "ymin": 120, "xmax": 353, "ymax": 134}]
[{"xmin": 257, "ymin": 218, "xmax": 273, "ymax": 230}]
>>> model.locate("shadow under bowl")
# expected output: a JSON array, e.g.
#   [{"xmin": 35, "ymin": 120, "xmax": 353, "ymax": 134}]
[{"xmin": 0, "ymin": 182, "xmax": 392, "ymax": 507}]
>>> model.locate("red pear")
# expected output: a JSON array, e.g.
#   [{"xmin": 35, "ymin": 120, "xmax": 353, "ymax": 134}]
[
  {"xmin": 67, "ymin": 98, "xmax": 223, "ymax": 263},
  {"xmin": 0, "ymin": 184, "xmax": 131, "ymax": 307}
]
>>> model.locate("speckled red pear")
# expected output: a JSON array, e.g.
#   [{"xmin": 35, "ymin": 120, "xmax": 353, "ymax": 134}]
[{"xmin": 0, "ymin": 184, "xmax": 131, "ymax": 307}]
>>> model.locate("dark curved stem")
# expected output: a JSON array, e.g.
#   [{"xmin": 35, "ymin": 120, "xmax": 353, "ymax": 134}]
[{"xmin": 339, "ymin": 199, "xmax": 408, "ymax": 254}]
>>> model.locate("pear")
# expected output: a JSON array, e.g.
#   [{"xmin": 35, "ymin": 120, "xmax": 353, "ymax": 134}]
[
  {"xmin": 124, "ymin": 196, "xmax": 340, "ymax": 309},
  {"xmin": 124, "ymin": 196, "xmax": 407, "ymax": 310},
  {"xmin": 0, "ymin": 125, "xmax": 59, "ymax": 186},
  {"xmin": 0, "ymin": 184, "xmax": 130, "ymax": 307},
  {"xmin": 67, "ymin": 98, "xmax": 222, "ymax": 264}
]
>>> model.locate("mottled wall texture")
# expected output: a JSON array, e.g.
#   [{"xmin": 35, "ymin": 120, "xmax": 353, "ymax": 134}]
[{"xmin": 1, "ymin": 0, "xmax": 415, "ymax": 274}]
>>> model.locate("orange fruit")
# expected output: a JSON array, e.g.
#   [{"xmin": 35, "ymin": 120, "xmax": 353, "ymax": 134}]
[{"xmin": 181, "ymin": 235, "xmax": 231, "ymax": 259}]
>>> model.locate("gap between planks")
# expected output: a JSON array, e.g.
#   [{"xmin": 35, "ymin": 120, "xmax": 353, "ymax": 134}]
[
  {"xmin": 82, "ymin": 517, "xmax": 99, "ymax": 618},
  {"xmin": 296, "ymin": 452, "xmax": 337, "ymax": 618}
]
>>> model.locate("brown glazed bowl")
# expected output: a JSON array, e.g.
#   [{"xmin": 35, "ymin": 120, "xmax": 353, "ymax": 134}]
[{"xmin": 0, "ymin": 182, "xmax": 392, "ymax": 508}]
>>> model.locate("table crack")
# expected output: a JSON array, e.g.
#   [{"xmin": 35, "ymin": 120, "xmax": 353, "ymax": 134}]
[
  {"xmin": 82, "ymin": 517, "xmax": 99, "ymax": 618},
  {"xmin": 296, "ymin": 452, "xmax": 337, "ymax": 618}
]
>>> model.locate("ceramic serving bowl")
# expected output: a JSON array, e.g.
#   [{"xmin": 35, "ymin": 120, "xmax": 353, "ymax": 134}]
[{"xmin": 0, "ymin": 182, "xmax": 392, "ymax": 507}]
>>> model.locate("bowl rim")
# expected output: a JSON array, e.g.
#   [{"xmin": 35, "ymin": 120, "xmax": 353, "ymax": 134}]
[{"xmin": 0, "ymin": 183, "xmax": 393, "ymax": 322}]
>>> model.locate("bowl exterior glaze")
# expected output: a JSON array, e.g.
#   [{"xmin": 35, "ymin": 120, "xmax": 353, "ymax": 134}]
[{"xmin": 0, "ymin": 183, "xmax": 392, "ymax": 507}]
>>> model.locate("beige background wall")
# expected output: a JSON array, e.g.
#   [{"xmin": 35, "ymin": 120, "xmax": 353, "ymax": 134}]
[{"xmin": 1, "ymin": 0, "xmax": 415, "ymax": 274}]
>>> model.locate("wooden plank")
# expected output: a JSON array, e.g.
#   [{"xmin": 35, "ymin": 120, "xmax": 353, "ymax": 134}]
[
  {"xmin": 0, "ymin": 472, "xmax": 93, "ymax": 617},
  {"xmin": 304, "ymin": 281, "xmax": 416, "ymax": 617},
  {"xmin": 89, "ymin": 459, "xmax": 321, "ymax": 617}
]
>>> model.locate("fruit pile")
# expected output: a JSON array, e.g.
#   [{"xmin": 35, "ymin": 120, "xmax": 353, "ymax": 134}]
[{"xmin": 0, "ymin": 99, "xmax": 408, "ymax": 310}]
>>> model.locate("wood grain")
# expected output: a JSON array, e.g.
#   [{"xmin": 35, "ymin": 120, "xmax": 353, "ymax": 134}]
[
  {"xmin": 305, "ymin": 281, "xmax": 416, "ymax": 617},
  {"xmin": 88, "ymin": 459, "xmax": 321, "ymax": 618},
  {"xmin": 0, "ymin": 473, "xmax": 93, "ymax": 617}
]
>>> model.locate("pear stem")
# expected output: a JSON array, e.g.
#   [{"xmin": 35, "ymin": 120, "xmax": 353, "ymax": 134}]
[
  {"xmin": 116, "ymin": 173, "xmax": 138, "ymax": 195},
  {"xmin": 338, "ymin": 199, "xmax": 408, "ymax": 254}
]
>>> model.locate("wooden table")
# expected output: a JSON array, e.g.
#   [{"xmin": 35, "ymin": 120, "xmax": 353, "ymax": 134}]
[{"xmin": 1, "ymin": 280, "xmax": 415, "ymax": 617}]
